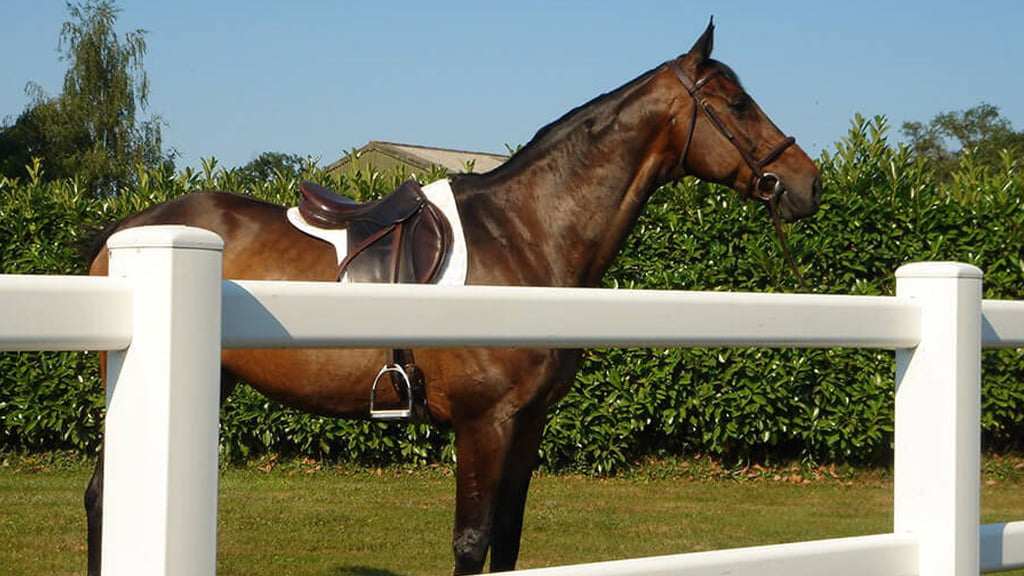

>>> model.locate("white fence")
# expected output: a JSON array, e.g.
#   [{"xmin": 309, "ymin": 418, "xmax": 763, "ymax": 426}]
[{"xmin": 3, "ymin": 225, "xmax": 1024, "ymax": 576}]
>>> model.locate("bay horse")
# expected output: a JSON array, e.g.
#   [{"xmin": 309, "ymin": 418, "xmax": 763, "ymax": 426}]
[{"xmin": 85, "ymin": 21, "xmax": 821, "ymax": 575}]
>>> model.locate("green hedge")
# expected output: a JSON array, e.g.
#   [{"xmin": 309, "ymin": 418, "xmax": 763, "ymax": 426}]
[{"xmin": 2, "ymin": 116, "xmax": 1024, "ymax": 473}]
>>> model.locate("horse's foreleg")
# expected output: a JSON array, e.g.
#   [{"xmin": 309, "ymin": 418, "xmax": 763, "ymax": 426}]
[
  {"xmin": 488, "ymin": 402, "xmax": 547, "ymax": 572},
  {"xmin": 451, "ymin": 411, "xmax": 516, "ymax": 575}
]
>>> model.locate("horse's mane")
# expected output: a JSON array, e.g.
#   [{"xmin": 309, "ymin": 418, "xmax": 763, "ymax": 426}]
[
  {"xmin": 453, "ymin": 58, "xmax": 744, "ymax": 188},
  {"xmin": 453, "ymin": 64, "xmax": 665, "ymax": 186}
]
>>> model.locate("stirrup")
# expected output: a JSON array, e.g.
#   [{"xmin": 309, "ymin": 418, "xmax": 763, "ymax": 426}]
[{"xmin": 369, "ymin": 364, "xmax": 414, "ymax": 421}]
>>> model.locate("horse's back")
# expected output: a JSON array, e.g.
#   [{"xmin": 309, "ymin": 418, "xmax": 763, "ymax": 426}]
[{"xmin": 89, "ymin": 191, "xmax": 337, "ymax": 281}]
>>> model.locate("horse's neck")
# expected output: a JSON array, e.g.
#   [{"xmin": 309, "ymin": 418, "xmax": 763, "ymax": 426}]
[{"xmin": 455, "ymin": 90, "xmax": 675, "ymax": 287}]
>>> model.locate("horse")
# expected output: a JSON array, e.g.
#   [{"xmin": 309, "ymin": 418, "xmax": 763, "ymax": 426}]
[{"xmin": 84, "ymin": 21, "xmax": 821, "ymax": 575}]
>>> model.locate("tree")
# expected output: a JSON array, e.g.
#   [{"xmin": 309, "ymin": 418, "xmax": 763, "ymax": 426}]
[
  {"xmin": 0, "ymin": 94, "xmax": 57, "ymax": 179},
  {"xmin": 0, "ymin": 0, "xmax": 171, "ymax": 192},
  {"xmin": 232, "ymin": 152, "xmax": 306, "ymax": 188},
  {"xmin": 901, "ymin": 103, "xmax": 1024, "ymax": 181}
]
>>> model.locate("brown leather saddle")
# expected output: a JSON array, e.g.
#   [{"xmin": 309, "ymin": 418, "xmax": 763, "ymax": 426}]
[
  {"xmin": 298, "ymin": 180, "xmax": 452, "ymax": 284},
  {"xmin": 297, "ymin": 180, "xmax": 452, "ymax": 421}
]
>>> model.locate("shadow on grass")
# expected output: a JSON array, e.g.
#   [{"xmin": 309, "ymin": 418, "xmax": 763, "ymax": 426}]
[{"xmin": 334, "ymin": 566, "xmax": 408, "ymax": 576}]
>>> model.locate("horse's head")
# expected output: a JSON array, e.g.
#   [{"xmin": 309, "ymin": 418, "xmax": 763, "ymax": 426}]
[{"xmin": 663, "ymin": 21, "xmax": 821, "ymax": 221}]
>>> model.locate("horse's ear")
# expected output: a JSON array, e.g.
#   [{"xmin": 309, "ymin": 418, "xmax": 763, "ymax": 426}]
[{"xmin": 687, "ymin": 17, "xmax": 715, "ymax": 64}]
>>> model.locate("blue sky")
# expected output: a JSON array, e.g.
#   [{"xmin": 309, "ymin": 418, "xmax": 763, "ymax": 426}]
[{"xmin": 3, "ymin": 1, "xmax": 1023, "ymax": 170}]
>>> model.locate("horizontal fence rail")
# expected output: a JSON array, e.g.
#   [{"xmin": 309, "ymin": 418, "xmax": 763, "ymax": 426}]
[
  {"xmin": 222, "ymin": 280, "xmax": 922, "ymax": 349},
  {"xmin": 981, "ymin": 522, "xmax": 1024, "ymax": 573},
  {"xmin": 0, "ymin": 274, "xmax": 131, "ymax": 351},
  {"xmin": 494, "ymin": 524, "xmax": 1024, "ymax": 576},
  {"xmin": 981, "ymin": 300, "xmax": 1024, "ymax": 348},
  {"xmin": 4, "ymin": 275, "xmax": 1022, "ymax": 353},
  {"xmin": 495, "ymin": 533, "xmax": 919, "ymax": 576},
  {"xmin": 4, "ymin": 275, "xmax": 1021, "ymax": 353}
]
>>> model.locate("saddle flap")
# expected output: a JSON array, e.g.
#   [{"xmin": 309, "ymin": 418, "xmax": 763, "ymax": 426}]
[
  {"xmin": 342, "ymin": 199, "xmax": 452, "ymax": 284},
  {"xmin": 408, "ymin": 201, "xmax": 452, "ymax": 283}
]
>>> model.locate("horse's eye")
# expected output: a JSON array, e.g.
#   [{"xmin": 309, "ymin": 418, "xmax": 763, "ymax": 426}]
[{"xmin": 729, "ymin": 95, "xmax": 751, "ymax": 113}]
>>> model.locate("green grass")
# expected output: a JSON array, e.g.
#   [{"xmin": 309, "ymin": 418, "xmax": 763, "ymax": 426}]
[{"xmin": 3, "ymin": 457, "xmax": 1024, "ymax": 575}]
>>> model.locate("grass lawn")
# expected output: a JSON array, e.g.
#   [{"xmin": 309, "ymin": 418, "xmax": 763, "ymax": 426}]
[{"xmin": 2, "ymin": 457, "xmax": 1024, "ymax": 575}]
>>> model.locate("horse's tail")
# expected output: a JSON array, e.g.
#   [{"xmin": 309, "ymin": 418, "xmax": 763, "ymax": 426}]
[{"xmin": 81, "ymin": 220, "xmax": 123, "ymax": 270}]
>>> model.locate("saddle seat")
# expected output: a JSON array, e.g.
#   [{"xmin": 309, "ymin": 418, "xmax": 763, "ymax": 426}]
[
  {"xmin": 299, "ymin": 181, "xmax": 421, "ymax": 229},
  {"xmin": 297, "ymin": 180, "xmax": 453, "ymax": 285}
]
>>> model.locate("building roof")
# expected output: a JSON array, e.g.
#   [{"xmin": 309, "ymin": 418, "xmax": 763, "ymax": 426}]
[{"xmin": 326, "ymin": 141, "xmax": 509, "ymax": 175}]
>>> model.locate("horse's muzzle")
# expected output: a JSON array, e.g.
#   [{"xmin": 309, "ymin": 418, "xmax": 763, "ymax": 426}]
[{"xmin": 776, "ymin": 174, "xmax": 821, "ymax": 222}]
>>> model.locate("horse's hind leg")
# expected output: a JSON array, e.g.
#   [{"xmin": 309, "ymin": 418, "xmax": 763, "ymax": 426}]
[
  {"xmin": 84, "ymin": 367, "xmax": 239, "ymax": 576},
  {"xmin": 85, "ymin": 448, "xmax": 104, "ymax": 576},
  {"xmin": 85, "ymin": 351, "xmax": 107, "ymax": 576}
]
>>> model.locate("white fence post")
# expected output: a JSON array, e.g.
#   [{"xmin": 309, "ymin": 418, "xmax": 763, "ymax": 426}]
[
  {"xmin": 895, "ymin": 262, "xmax": 983, "ymax": 576},
  {"xmin": 102, "ymin": 226, "xmax": 224, "ymax": 576}
]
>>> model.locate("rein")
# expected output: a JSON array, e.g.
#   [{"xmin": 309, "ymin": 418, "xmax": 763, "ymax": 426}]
[
  {"xmin": 768, "ymin": 194, "xmax": 810, "ymax": 291},
  {"xmin": 667, "ymin": 60, "xmax": 808, "ymax": 291}
]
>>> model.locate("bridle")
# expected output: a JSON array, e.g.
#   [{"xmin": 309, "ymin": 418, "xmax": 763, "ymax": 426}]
[
  {"xmin": 667, "ymin": 59, "xmax": 795, "ymax": 202},
  {"xmin": 667, "ymin": 59, "xmax": 809, "ymax": 290}
]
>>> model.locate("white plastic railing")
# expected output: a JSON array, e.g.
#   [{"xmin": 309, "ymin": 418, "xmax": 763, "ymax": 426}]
[{"xmin": 2, "ymin": 225, "xmax": 1024, "ymax": 576}]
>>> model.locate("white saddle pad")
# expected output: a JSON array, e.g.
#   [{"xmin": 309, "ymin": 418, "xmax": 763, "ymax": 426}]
[{"xmin": 286, "ymin": 179, "xmax": 468, "ymax": 285}]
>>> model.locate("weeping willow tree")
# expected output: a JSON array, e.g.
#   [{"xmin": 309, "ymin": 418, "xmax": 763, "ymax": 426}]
[{"xmin": 0, "ymin": 1, "xmax": 172, "ymax": 193}]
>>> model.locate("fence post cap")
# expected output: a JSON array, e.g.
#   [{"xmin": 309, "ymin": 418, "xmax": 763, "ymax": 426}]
[
  {"xmin": 106, "ymin": 225, "xmax": 224, "ymax": 251},
  {"xmin": 895, "ymin": 261, "xmax": 982, "ymax": 280}
]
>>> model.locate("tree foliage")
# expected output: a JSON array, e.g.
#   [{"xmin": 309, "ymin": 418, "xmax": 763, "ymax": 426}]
[
  {"xmin": 901, "ymin": 103, "xmax": 1024, "ymax": 181},
  {"xmin": 0, "ymin": 0, "xmax": 171, "ymax": 193},
  {"xmin": 232, "ymin": 152, "xmax": 308, "ymax": 188}
]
